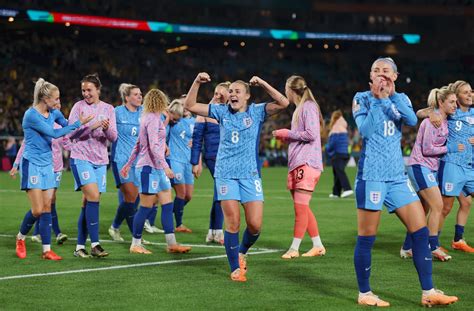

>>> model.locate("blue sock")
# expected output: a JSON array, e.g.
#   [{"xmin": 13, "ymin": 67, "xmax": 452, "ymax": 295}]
[
  {"xmin": 454, "ymin": 224, "xmax": 464, "ymax": 242},
  {"xmin": 19, "ymin": 210, "xmax": 38, "ymax": 235},
  {"xmin": 224, "ymin": 231, "xmax": 240, "ymax": 272},
  {"xmin": 118, "ymin": 189, "xmax": 124, "ymax": 205},
  {"xmin": 161, "ymin": 202, "xmax": 174, "ymax": 234},
  {"xmin": 354, "ymin": 235, "xmax": 376, "ymax": 293},
  {"xmin": 429, "ymin": 235, "xmax": 439, "ymax": 251},
  {"xmin": 173, "ymin": 197, "xmax": 186, "ymax": 227},
  {"xmin": 209, "ymin": 201, "xmax": 216, "ymax": 229},
  {"xmin": 33, "ymin": 220, "xmax": 40, "ymax": 236},
  {"xmin": 239, "ymin": 228, "xmax": 260, "ymax": 254},
  {"xmin": 85, "ymin": 201, "xmax": 100, "ymax": 243},
  {"xmin": 148, "ymin": 205, "xmax": 158, "ymax": 226},
  {"xmin": 39, "ymin": 213, "xmax": 52, "ymax": 245},
  {"xmin": 402, "ymin": 231, "xmax": 412, "ymax": 250},
  {"xmin": 132, "ymin": 206, "xmax": 152, "ymax": 239},
  {"xmin": 411, "ymin": 227, "xmax": 434, "ymax": 290},
  {"xmin": 215, "ymin": 201, "xmax": 223, "ymax": 230},
  {"xmin": 51, "ymin": 204, "xmax": 61, "ymax": 236},
  {"xmin": 112, "ymin": 201, "xmax": 127, "ymax": 229},
  {"xmin": 77, "ymin": 207, "xmax": 88, "ymax": 245},
  {"xmin": 124, "ymin": 202, "xmax": 136, "ymax": 234}
]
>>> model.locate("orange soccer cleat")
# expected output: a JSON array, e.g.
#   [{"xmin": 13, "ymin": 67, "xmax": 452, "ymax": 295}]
[
  {"xmin": 175, "ymin": 225, "xmax": 193, "ymax": 233},
  {"xmin": 42, "ymin": 250, "xmax": 62, "ymax": 261},
  {"xmin": 167, "ymin": 244, "xmax": 191, "ymax": 253},
  {"xmin": 431, "ymin": 248, "xmax": 452, "ymax": 261},
  {"xmin": 358, "ymin": 292, "xmax": 390, "ymax": 307},
  {"xmin": 302, "ymin": 246, "xmax": 326, "ymax": 257},
  {"xmin": 281, "ymin": 248, "xmax": 300, "ymax": 259},
  {"xmin": 230, "ymin": 268, "xmax": 247, "ymax": 282},
  {"xmin": 421, "ymin": 289, "xmax": 458, "ymax": 307},
  {"xmin": 16, "ymin": 239, "xmax": 27, "ymax": 259},
  {"xmin": 130, "ymin": 245, "xmax": 152, "ymax": 254},
  {"xmin": 451, "ymin": 239, "xmax": 474, "ymax": 253},
  {"xmin": 239, "ymin": 253, "xmax": 248, "ymax": 275}
]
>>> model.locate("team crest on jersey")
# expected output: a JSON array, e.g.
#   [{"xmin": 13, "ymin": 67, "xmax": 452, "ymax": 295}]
[
  {"xmin": 82, "ymin": 171, "xmax": 90, "ymax": 180},
  {"xmin": 220, "ymin": 185, "xmax": 228, "ymax": 195},
  {"xmin": 352, "ymin": 99, "xmax": 360, "ymax": 113},
  {"xmin": 243, "ymin": 117, "xmax": 253, "ymax": 128},
  {"xmin": 30, "ymin": 176, "xmax": 39, "ymax": 185},
  {"xmin": 152, "ymin": 181, "xmax": 158, "ymax": 189},
  {"xmin": 369, "ymin": 191, "xmax": 381, "ymax": 204},
  {"xmin": 175, "ymin": 173, "xmax": 183, "ymax": 181},
  {"xmin": 444, "ymin": 182, "xmax": 453, "ymax": 192},
  {"xmin": 466, "ymin": 117, "xmax": 474, "ymax": 125},
  {"xmin": 427, "ymin": 173, "xmax": 436, "ymax": 183}
]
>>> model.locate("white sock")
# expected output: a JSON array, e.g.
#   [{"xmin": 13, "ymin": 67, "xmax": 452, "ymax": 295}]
[
  {"xmin": 132, "ymin": 238, "xmax": 141, "ymax": 246},
  {"xmin": 91, "ymin": 242, "xmax": 100, "ymax": 248},
  {"xmin": 208, "ymin": 229, "xmax": 213, "ymax": 236},
  {"xmin": 311, "ymin": 235, "xmax": 323, "ymax": 247},
  {"xmin": 215, "ymin": 229, "xmax": 223, "ymax": 236},
  {"xmin": 290, "ymin": 238, "xmax": 302, "ymax": 251},
  {"xmin": 165, "ymin": 233, "xmax": 177, "ymax": 246},
  {"xmin": 423, "ymin": 288, "xmax": 436, "ymax": 296},
  {"xmin": 42, "ymin": 244, "xmax": 51, "ymax": 252},
  {"xmin": 359, "ymin": 291, "xmax": 373, "ymax": 297},
  {"xmin": 76, "ymin": 244, "xmax": 85, "ymax": 251},
  {"xmin": 17, "ymin": 232, "xmax": 26, "ymax": 240}
]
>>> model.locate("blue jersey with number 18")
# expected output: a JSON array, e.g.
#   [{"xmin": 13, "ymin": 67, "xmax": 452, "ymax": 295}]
[
  {"xmin": 353, "ymin": 91, "xmax": 417, "ymax": 181},
  {"xmin": 209, "ymin": 103, "xmax": 266, "ymax": 179},
  {"xmin": 111, "ymin": 105, "xmax": 142, "ymax": 164}
]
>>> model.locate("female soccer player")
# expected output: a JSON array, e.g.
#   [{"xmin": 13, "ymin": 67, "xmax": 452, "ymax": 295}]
[
  {"xmin": 109, "ymin": 83, "xmax": 142, "ymax": 242},
  {"xmin": 402, "ymin": 87, "xmax": 459, "ymax": 262},
  {"xmin": 167, "ymin": 99, "xmax": 196, "ymax": 233},
  {"xmin": 14, "ymin": 78, "xmax": 92, "ymax": 260},
  {"xmin": 326, "ymin": 110, "xmax": 353, "ymax": 198},
  {"xmin": 68, "ymin": 73, "xmax": 117, "ymax": 258},
  {"xmin": 12, "ymin": 101, "xmax": 71, "ymax": 245},
  {"xmin": 272, "ymin": 75, "xmax": 326, "ymax": 259},
  {"xmin": 427, "ymin": 81, "xmax": 474, "ymax": 252},
  {"xmin": 121, "ymin": 89, "xmax": 191, "ymax": 255},
  {"xmin": 352, "ymin": 58, "xmax": 457, "ymax": 307},
  {"xmin": 191, "ymin": 82, "xmax": 230, "ymax": 244},
  {"xmin": 185, "ymin": 72, "xmax": 289, "ymax": 282}
]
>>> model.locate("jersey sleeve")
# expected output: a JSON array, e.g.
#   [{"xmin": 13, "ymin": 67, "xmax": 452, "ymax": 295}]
[
  {"xmin": 147, "ymin": 118, "xmax": 169, "ymax": 169},
  {"xmin": 51, "ymin": 109, "xmax": 69, "ymax": 127},
  {"xmin": 389, "ymin": 93, "xmax": 417, "ymax": 126},
  {"xmin": 26, "ymin": 111, "xmax": 81, "ymax": 139},
  {"xmin": 353, "ymin": 92, "xmax": 382, "ymax": 138},
  {"xmin": 253, "ymin": 103, "xmax": 267, "ymax": 122},
  {"xmin": 104, "ymin": 105, "xmax": 118, "ymax": 142},
  {"xmin": 208, "ymin": 104, "xmax": 225, "ymax": 122},
  {"xmin": 420, "ymin": 119, "xmax": 448, "ymax": 156},
  {"xmin": 68, "ymin": 103, "xmax": 94, "ymax": 139}
]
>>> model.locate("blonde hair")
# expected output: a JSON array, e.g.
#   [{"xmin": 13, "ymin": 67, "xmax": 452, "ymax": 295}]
[
  {"xmin": 216, "ymin": 81, "xmax": 231, "ymax": 90},
  {"xmin": 427, "ymin": 88, "xmax": 455, "ymax": 109},
  {"xmin": 231, "ymin": 80, "xmax": 250, "ymax": 94},
  {"xmin": 143, "ymin": 89, "xmax": 169, "ymax": 114},
  {"xmin": 328, "ymin": 110, "xmax": 343, "ymax": 130},
  {"xmin": 286, "ymin": 75, "xmax": 324, "ymax": 129},
  {"xmin": 168, "ymin": 99, "xmax": 184, "ymax": 117},
  {"xmin": 119, "ymin": 83, "xmax": 139, "ymax": 104},
  {"xmin": 447, "ymin": 80, "xmax": 470, "ymax": 96},
  {"xmin": 33, "ymin": 78, "xmax": 59, "ymax": 106}
]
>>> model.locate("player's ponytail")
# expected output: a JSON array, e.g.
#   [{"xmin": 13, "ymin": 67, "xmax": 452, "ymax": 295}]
[
  {"xmin": 427, "ymin": 87, "xmax": 455, "ymax": 109},
  {"xmin": 119, "ymin": 83, "xmax": 139, "ymax": 104},
  {"xmin": 33, "ymin": 78, "xmax": 59, "ymax": 106}
]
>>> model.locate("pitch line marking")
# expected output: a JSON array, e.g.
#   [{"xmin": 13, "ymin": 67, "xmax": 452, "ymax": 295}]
[{"xmin": 0, "ymin": 249, "xmax": 279, "ymax": 281}]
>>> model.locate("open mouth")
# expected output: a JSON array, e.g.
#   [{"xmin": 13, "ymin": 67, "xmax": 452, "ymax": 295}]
[{"xmin": 230, "ymin": 98, "xmax": 238, "ymax": 104}]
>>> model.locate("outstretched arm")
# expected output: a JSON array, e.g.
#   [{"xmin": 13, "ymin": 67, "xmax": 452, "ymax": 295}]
[{"xmin": 249, "ymin": 76, "xmax": 289, "ymax": 116}]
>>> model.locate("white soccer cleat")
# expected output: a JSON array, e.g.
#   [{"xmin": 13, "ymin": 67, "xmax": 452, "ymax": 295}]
[
  {"xmin": 213, "ymin": 231, "xmax": 224, "ymax": 245},
  {"xmin": 400, "ymin": 247, "xmax": 413, "ymax": 259},
  {"xmin": 205, "ymin": 233, "xmax": 214, "ymax": 243},
  {"xmin": 144, "ymin": 220, "xmax": 154, "ymax": 234},
  {"xmin": 31, "ymin": 234, "xmax": 42, "ymax": 243},
  {"xmin": 151, "ymin": 225, "xmax": 164, "ymax": 233},
  {"xmin": 341, "ymin": 190, "xmax": 354, "ymax": 198},
  {"xmin": 108, "ymin": 226, "xmax": 124, "ymax": 242}
]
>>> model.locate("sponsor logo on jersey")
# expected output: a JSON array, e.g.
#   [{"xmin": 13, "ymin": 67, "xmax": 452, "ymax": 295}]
[
  {"xmin": 30, "ymin": 176, "xmax": 39, "ymax": 185},
  {"xmin": 369, "ymin": 191, "xmax": 381, "ymax": 204},
  {"xmin": 220, "ymin": 185, "xmax": 228, "ymax": 195}
]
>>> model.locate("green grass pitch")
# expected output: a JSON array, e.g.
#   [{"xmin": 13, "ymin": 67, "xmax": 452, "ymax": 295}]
[{"xmin": 0, "ymin": 167, "xmax": 472, "ymax": 310}]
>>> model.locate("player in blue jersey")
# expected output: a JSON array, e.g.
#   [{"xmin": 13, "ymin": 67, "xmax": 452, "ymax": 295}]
[
  {"xmin": 191, "ymin": 82, "xmax": 230, "ymax": 244},
  {"xmin": 14, "ymin": 78, "xmax": 92, "ymax": 260},
  {"xmin": 108, "ymin": 83, "xmax": 143, "ymax": 241},
  {"xmin": 185, "ymin": 72, "xmax": 289, "ymax": 282},
  {"xmin": 167, "ymin": 99, "xmax": 196, "ymax": 233},
  {"xmin": 352, "ymin": 58, "xmax": 458, "ymax": 307},
  {"xmin": 420, "ymin": 80, "xmax": 474, "ymax": 253}
]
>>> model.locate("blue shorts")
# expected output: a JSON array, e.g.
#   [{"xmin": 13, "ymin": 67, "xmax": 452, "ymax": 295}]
[
  {"xmin": 20, "ymin": 158, "xmax": 55, "ymax": 191},
  {"xmin": 407, "ymin": 164, "xmax": 438, "ymax": 192},
  {"xmin": 70, "ymin": 159, "xmax": 107, "ymax": 193},
  {"xmin": 54, "ymin": 171, "xmax": 62, "ymax": 189},
  {"xmin": 215, "ymin": 177, "xmax": 264, "ymax": 203},
  {"xmin": 135, "ymin": 166, "xmax": 171, "ymax": 194},
  {"xmin": 111, "ymin": 161, "xmax": 136, "ymax": 188},
  {"xmin": 170, "ymin": 160, "xmax": 194, "ymax": 185},
  {"xmin": 438, "ymin": 161, "xmax": 474, "ymax": 197},
  {"xmin": 355, "ymin": 178, "xmax": 419, "ymax": 213}
]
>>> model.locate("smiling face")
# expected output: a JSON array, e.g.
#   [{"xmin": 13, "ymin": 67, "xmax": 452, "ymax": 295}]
[
  {"xmin": 214, "ymin": 85, "xmax": 230, "ymax": 104},
  {"xmin": 127, "ymin": 88, "xmax": 143, "ymax": 108},
  {"xmin": 44, "ymin": 89, "xmax": 61, "ymax": 110},
  {"xmin": 81, "ymin": 82, "xmax": 100, "ymax": 104},
  {"xmin": 456, "ymin": 84, "xmax": 473, "ymax": 108},
  {"xmin": 439, "ymin": 93, "xmax": 458, "ymax": 116},
  {"xmin": 228, "ymin": 81, "xmax": 250, "ymax": 112}
]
